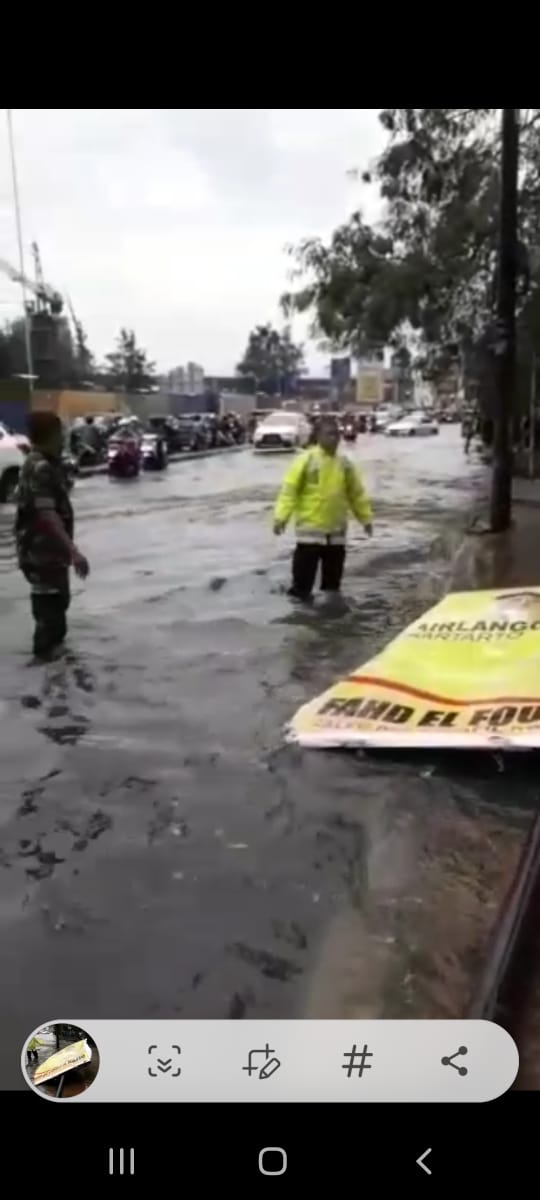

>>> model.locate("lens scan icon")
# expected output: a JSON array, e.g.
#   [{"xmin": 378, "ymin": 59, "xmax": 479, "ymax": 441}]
[
  {"xmin": 259, "ymin": 1148, "xmax": 287, "ymax": 1176},
  {"xmin": 22, "ymin": 1022, "xmax": 100, "ymax": 1100}
]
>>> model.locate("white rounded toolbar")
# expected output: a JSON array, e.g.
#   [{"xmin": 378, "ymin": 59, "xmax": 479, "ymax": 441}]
[{"xmin": 22, "ymin": 1019, "xmax": 518, "ymax": 1102}]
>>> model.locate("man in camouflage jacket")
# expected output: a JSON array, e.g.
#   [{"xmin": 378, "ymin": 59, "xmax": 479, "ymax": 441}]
[{"xmin": 15, "ymin": 411, "xmax": 90, "ymax": 658}]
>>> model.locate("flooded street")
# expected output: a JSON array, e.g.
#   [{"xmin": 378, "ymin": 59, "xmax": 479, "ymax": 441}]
[{"xmin": 1, "ymin": 427, "xmax": 536, "ymax": 1085}]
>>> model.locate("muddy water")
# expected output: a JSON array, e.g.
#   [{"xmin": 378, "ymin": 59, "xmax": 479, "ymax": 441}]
[{"xmin": 0, "ymin": 428, "xmax": 536, "ymax": 1086}]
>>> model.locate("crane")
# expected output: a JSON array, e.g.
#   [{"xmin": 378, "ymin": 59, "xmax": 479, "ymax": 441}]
[
  {"xmin": 65, "ymin": 293, "xmax": 80, "ymax": 336},
  {"xmin": 0, "ymin": 246, "xmax": 63, "ymax": 315}
]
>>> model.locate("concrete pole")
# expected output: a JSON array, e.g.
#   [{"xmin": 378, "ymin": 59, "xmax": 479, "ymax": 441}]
[
  {"xmin": 6, "ymin": 109, "xmax": 34, "ymax": 400},
  {"xmin": 490, "ymin": 109, "xmax": 520, "ymax": 532}
]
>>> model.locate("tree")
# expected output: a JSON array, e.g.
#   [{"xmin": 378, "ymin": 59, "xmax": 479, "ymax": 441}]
[
  {"xmin": 282, "ymin": 109, "xmax": 540, "ymax": 387},
  {"xmin": 71, "ymin": 318, "xmax": 95, "ymax": 382},
  {"xmin": 282, "ymin": 213, "xmax": 402, "ymax": 357},
  {"xmin": 105, "ymin": 328, "xmax": 156, "ymax": 392},
  {"xmin": 237, "ymin": 323, "xmax": 304, "ymax": 395}
]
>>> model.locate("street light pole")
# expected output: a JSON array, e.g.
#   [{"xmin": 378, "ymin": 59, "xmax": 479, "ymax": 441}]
[
  {"xmin": 490, "ymin": 108, "xmax": 520, "ymax": 532},
  {"xmin": 6, "ymin": 108, "xmax": 34, "ymax": 399}
]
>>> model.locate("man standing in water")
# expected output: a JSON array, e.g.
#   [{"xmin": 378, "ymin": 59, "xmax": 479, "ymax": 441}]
[
  {"xmin": 273, "ymin": 414, "xmax": 373, "ymax": 601},
  {"xmin": 15, "ymin": 411, "xmax": 90, "ymax": 658}
]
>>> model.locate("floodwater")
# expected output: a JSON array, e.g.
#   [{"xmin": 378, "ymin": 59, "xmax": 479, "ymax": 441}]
[{"xmin": 0, "ymin": 428, "xmax": 536, "ymax": 1086}]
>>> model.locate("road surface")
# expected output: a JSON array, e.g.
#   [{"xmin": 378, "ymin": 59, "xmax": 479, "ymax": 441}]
[{"xmin": 0, "ymin": 429, "xmax": 534, "ymax": 1086}]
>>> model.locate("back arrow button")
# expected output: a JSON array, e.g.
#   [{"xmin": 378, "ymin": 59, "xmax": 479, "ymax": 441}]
[{"xmin": 416, "ymin": 1148, "xmax": 432, "ymax": 1176}]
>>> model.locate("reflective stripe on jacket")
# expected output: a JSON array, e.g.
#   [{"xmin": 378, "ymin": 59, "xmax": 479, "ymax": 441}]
[{"xmin": 273, "ymin": 446, "xmax": 372, "ymax": 538}]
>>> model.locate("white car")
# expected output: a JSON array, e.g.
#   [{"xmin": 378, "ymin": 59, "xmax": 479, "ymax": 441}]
[
  {"xmin": 253, "ymin": 410, "xmax": 311, "ymax": 452},
  {"xmin": 372, "ymin": 406, "xmax": 399, "ymax": 432},
  {"xmin": 0, "ymin": 423, "xmax": 26, "ymax": 502},
  {"xmin": 385, "ymin": 411, "xmax": 439, "ymax": 437}
]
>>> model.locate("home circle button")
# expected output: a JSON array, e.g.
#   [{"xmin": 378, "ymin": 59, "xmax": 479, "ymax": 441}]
[{"xmin": 258, "ymin": 1147, "xmax": 287, "ymax": 1176}]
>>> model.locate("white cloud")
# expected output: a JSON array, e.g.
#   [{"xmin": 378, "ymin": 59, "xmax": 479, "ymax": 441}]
[{"xmin": 0, "ymin": 109, "xmax": 386, "ymax": 373}]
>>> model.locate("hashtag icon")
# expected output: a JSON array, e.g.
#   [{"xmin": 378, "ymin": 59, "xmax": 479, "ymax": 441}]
[{"xmin": 342, "ymin": 1043, "xmax": 373, "ymax": 1078}]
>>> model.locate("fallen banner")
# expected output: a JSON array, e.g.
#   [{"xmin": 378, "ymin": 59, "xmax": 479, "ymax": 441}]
[
  {"xmin": 33, "ymin": 1039, "xmax": 92, "ymax": 1086},
  {"xmin": 287, "ymin": 588, "xmax": 540, "ymax": 750}
]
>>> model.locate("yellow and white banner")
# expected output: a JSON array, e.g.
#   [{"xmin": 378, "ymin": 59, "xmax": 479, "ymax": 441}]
[
  {"xmin": 33, "ymin": 1039, "xmax": 91, "ymax": 1086},
  {"xmin": 288, "ymin": 588, "xmax": 540, "ymax": 750}
]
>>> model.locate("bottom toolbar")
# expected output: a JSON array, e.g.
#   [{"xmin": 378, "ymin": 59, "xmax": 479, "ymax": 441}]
[{"xmin": 21, "ymin": 1019, "xmax": 518, "ymax": 1102}]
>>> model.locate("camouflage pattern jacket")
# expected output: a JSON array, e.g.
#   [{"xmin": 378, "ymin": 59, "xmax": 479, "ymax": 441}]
[{"xmin": 15, "ymin": 449, "xmax": 74, "ymax": 580}]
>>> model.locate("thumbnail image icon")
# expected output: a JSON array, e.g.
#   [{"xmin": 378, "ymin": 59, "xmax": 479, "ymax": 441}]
[{"xmin": 22, "ymin": 1022, "xmax": 100, "ymax": 1099}]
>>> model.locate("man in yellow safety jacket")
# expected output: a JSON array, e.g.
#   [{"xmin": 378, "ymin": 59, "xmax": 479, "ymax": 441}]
[
  {"xmin": 27, "ymin": 1035, "xmax": 42, "ymax": 1063},
  {"xmin": 273, "ymin": 414, "xmax": 373, "ymax": 600}
]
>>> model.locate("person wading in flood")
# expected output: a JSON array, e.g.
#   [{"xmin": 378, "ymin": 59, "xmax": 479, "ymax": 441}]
[
  {"xmin": 15, "ymin": 411, "xmax": 90, "ymax": 658},
  {"xmin": 273, "ymin": 414, "xmax": 373, "ymax": 601}
]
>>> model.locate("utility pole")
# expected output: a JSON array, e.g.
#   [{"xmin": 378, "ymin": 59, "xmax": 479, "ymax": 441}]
[
  {"xmin": 6, "ymin": 109, "xmax": 34, "ymax": 398},
  {"xmin": 490, "ymin": 108, "xmax": 520, "ymax": 532}
]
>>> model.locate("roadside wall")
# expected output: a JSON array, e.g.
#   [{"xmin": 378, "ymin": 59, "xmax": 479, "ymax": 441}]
[
  {"xmin": 168, "ymin": 393, "xmax": 218, "ymax": 417},
  {"xmin": 218, "ymin": 391, "xmax": 255, "ymax": 417},
  {"xmin": 31, "ymin": 390, "xmax": 128, "ymax": 418},
  {"xmin": 126, "ymin": 392, "xmax": 170, "ymax": 421},
  {"xmin": 0, "ymin": 380, "xmax": 31, "ymax": 432}
]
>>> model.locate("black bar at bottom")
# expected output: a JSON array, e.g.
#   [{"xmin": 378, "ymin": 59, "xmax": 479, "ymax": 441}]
[{"xmin": 1, "ymin": 1092, "xmax": 533, "ymax": 1185}]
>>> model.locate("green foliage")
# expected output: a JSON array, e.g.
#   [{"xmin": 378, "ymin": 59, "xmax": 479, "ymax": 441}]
[
  {"xmin": 282, "ymin": 214, "xmax": 398, "ymax": 356},
  {"xmin": 72, "ymin": 318, "xmax": 94, "ymax": 381},
  {"xmin": 283, "ymin": 109, "xmax": 540, "ymax": 381},
  {"xmin": 105, "ymin": 328, "xmax": 156, "ymax": 391},
  {"xmin": 237, "ymin": 323, "xmax": 304, "ymax": 394}
]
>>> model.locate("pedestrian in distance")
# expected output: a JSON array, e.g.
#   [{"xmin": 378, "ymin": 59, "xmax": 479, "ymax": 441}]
[
  {"xmin": 273, "ymin": 414, "xmax": 373, "ymax": 602},
  {"xmin": 26, "ymin": 1036, "xmax": 42, "ymax": 1063},
  {"xmin": 14, "ymin": 411, "xmax": 90, "ymax": 660},
  {"xmin": 462, "ymin": 413, "xmax": 475, "ymax": 455}
]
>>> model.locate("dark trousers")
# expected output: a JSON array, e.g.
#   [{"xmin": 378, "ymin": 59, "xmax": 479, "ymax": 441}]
[
  {"xmin": 29, "ymin": 572, "xmax": 71, "ymax": 657},
  {"xmin": 27, "ymin": 1049, "xmax": 38, "ymax": 1062},
  {"xmin": 290, "ymin": 542, "xmax": 346, "ymax": 599}
]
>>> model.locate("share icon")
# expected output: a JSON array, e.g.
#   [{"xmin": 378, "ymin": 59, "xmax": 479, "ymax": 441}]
[{"xmin": 441, "ymin": 1045, "xmax": 468, "ymax": 1076}]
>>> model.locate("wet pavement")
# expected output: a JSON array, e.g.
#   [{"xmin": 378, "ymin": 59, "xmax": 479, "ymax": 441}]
[{"xmin": 1, "ymin": 428, "xmax": 538, "ymax": 1086}]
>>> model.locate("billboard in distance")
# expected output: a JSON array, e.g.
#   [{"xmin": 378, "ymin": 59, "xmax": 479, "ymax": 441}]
[{"xmin": 356, "ymin": 365, "xmax": 385, "ymax": 406}]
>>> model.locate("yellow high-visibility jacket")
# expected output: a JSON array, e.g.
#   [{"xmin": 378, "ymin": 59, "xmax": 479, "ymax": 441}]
[{"xmin": 273, "ymin": 446, "xmax": 372, "ymax": 544}]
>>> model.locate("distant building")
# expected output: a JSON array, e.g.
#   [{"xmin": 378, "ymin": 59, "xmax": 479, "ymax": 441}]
[
  {"xmin": 167, "ymin": 362, "xmax": 205, "ymax": 395},
  {"xmin": 204, "ymin": 375, "xmax": 255, "ymax": 395}
]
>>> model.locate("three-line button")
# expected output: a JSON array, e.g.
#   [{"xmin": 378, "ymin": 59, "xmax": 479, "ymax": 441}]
[{"xmin": 109, "ymin": 1148, "xmax": 135, "ymax": 1176}]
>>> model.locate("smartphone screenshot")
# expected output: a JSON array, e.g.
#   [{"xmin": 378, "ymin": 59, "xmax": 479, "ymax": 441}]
[{"xmin": 1, "ymin": 105, "xmax": 535, "ymax": 1184}]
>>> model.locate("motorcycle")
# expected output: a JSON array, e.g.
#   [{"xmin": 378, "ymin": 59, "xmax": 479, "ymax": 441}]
[
  {"xmin": 107, "ymin": 436, "xmax": 141, "ymax": 479},
  {"xmin": 62, "ymin": 453, "xmax": 79, "ymax": 491},
  {"xmin": 141, "ymin": 433, "xmax": 168, "ymax": 471},
  {"xmin": 342, "ymin": 420, "xmax": 357, "ymax": 442}
]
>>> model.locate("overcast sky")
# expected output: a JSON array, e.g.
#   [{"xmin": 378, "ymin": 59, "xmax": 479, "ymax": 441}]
[{"xmin": 0, "ymin": 109, "xmax": 385, "ymax": 375}]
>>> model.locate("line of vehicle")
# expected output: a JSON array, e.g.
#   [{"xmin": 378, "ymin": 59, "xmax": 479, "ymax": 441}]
[{"xmin": 77, "ymin": 444, "xmax": 247, "ymax": 477}]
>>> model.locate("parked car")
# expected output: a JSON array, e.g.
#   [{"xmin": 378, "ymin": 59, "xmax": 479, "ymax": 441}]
[
  {"xmin": 370, "ymin": 406, "xmax": 400, "ymax": 433},
  {"xmin": 171, "ymin": 415, "xmax": 212, "ymax": 452},
  {"xmin": 0, "ymin": 421, "xmax": 30, "ymax": 455},
  {"xmin": 146, "ymin": 415, "xmax": 187, "ymax": 454},
  {"xmin": 385, "ymin": 411, "xmax": 439, "ymax": 437},
  {"xmin": 0, "ymin": 424, "xmax": 25, "ymax": 502},
  {"xmin": 253, "ymin": 411, "xmax": 311, "ymax": 452}
]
